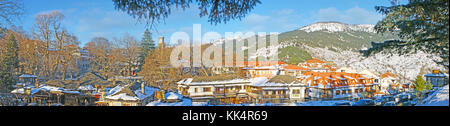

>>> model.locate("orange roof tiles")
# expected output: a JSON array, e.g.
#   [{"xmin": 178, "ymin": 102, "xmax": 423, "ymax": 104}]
[
  {"xmin": 300, "ymin": 71, "xmax": 374, "ymax": 89},
  {"xmin": 242, "ymin": 61, "xmax": 286, "ymax": 67},
  {"xmin": 380, "ymin": 72, "xmax": 397, "ymax": 79},
  {"xmin": 306, "ymin": 58, "xmax": 326, "ymax": 64},
  {"xmin": 284, "ymin": 65, "xmax": 309, "ymax": 71}
]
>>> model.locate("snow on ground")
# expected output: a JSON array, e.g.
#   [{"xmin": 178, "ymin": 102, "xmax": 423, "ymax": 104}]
[
  {"xmin": 77, "ymin": 85, "xmax": 95, "ymax": 91},
  {"xmin": 290, "ymin": 100, "xmax": 351, "ymax": 106},
  {"xmin": 107, "ymin": 85, "xmax": 125, "ymax": 96},
  {"xmin": 166, "ymin": 92, "xmax": 182, "ymax": 100},
  {"xmin": 105, "ymin": 93, "xmax": 139, "ymax": 101},
  {"xmin": 146, "ymin": 98, "xmax": 193, "ymax": 106},
  {"xmin": 134, "ymin": 86, "xmax": 159, "ymax": 100},
  {"xmin": 299, "ymin": 22, "xmax": 375, "ymax": 33},
  {"xmin": 417, "ymin": 85, "xmax": 449, "ymax": 106}
]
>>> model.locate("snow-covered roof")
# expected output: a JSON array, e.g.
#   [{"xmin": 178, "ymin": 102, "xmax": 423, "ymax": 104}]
[
  {"xmin": 40, "ymin": 85, "xmax": 64, "ymax": 92},
  {"xmin": 254, "ymin": 82, "xmax": 287, "ymax": 87},
  {"xmin": 250, "ymin": 77, "xmax": 269, "ymax": 86},
  {"xmin": 326, "ymin": 77, "xmax": 336, "ymax": 80},
  {"xmin": 19, "ymin": 74, "xmax": 38, "ymax": 78},
  {"xmin": 424, "ymin": 73, "xmax": 448, "ymax": 77},
  {"xmin": 134, "ymin": 86, "xmax": 159, "ymax": 100},
  {"xmin": 343, "ymin": 75, "xmax": 355, "ymax": 80},
  {"xmin": 243, "ymin": 66, "xmax": 278, "ymax": 70},
  {"xmin": 105, "ymin": 93, "xmax": 139, "ymax": 101},
  {"xmin": 110, "ymin": 76, "xmax": 144, "ymax": 80},
  {"xmin": 62, "ymin": 90, "xmax": 80, "ymax": 94},
  {"xmin": 361, "ymin": 74, "xmax": 373, "ymax": 79},
  {"xmin": 262, "ymin": 87, "xmax": 289, "ymax": 90},
  {"xmin": 417, "ymin": 84, "xmax": 449, "ymax": 106},
  {"xmin": 11, "ymin": 88, "xmax": 25, "ymax": 94},
  {"xmin": 77, "ymin": 85, "xmax": 96, "ymax": 91},
  {"xmin": 382, "ymin": 76, "xmax": 397, "ymax": 80},
  {"xmin": 107, "ymin": 85, "xmax": 126, "ymax": 96},
  {"xmin": 146, "ymin": 98, "xmax": 192, "ymax": 106},
  {"xmin": 165, "ymin": 92, "xmax": 182, "ymax": 100},
  {"xmin": 180, "ymin": 78, "xmax": 251, "ymax": 86}
]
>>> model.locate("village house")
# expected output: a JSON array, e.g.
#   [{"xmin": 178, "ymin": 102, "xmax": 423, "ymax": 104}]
[
  {"xmin": 16, "ymin": 74, "xmax": 38, "ymax": 88},
  {"xmin": 298, "ymin": 71, "xmax": 376, "ymax": 100},
  {"xmin": 336, "ymin": 67, "xmax": 357, "ymax": 73},
  {"xmin": 178, "ymin": 74, "xmax": 310, "ymax": 105},
  {"xmin": 11, "ymin": 84, "xmax": 82, "ymax": 106},
  {"xmin": 95, "ymin": 82, "xmax": 157, "ymax": 106},
  {"xmin": 424, "ymin": 70, "xmax": 449, "ymax": 87},
  {"xmin": 358, "ymin": 70, "xmax": 380, "ymax": 84},
  {"xmin": 379, "ymin": 72, "xmax": 400, "ymax": 93},
  {"xmin": 177, "ymin": 75, "xmax": 253, "ymax": 105},
  {"xmin": 280, "ymin": 65, "xmax": 310, "ymax": 77},
  {"xmin": 247, "ymin": 75, "xmax": 307, "ymax": 104},
  {"xmin": 242, "ymin": 61, "xmax": 286, "ymax": 78},
  {"xmin": 298, "ymin": 58, "xmax": 336, "ymax": 72}
]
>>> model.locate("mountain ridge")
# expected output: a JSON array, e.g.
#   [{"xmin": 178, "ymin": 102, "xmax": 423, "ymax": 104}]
[{"xmin": 299, "ymin": 21, "xmax": 376, "ymax": 33}]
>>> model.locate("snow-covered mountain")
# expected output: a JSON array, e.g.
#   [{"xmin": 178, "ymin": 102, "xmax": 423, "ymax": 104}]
[
  {"xmin": 299, "ymin": 22, "xmax": 376, "ymax": 33},
  {"xmin": 206, "ymin": 21, "xmax": 446, "ymax": 84}
]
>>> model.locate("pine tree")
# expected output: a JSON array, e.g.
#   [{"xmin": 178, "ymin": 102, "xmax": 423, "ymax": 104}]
[
  {"xmin": 425, "ymin": 80, "xmax": 433, "ymax": 91},
  {"xmin": 141, "ymin": 29, "xmax": 155, "ymax": 57},
  {"xmin": 138, "ymin": 29, "xmax": 155, "ymax": 72},
  {"xmin": 0, "ymin": 34, "xmax": 19, "ymax": 93},
  {"xmin": 414, "ymin": 75, "xmax": 426, "ymax": 92},
  {"xmin": 367, "ymin": 0, "xmax": 449, "ymax": 69}
]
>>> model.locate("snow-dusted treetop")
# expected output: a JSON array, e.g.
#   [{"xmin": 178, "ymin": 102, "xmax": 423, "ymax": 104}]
[{"xmin": 299, "ymin": 22, "xmax": 375, "ymax": 33}]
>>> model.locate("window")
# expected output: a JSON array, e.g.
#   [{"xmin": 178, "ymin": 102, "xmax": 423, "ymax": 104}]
[
  {"xmin": 194, "ymin": 88, "xmax": 198, "ymax": 93},
  {"xmin": 203, "ymin": 87, "xmax": 211, "ymax": 92},
  {"xmin": 292, "ymin": 89, "xmax": 300, "ymax": 94},
  {"xmin": 336, "ymin": 90, "xmax": 340, "ymax": 95}
]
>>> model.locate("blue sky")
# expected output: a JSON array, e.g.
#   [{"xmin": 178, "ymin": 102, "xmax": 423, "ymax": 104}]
[{"xmin": 17, "ymin": 0, "xmax": 396, "ymax": 47}]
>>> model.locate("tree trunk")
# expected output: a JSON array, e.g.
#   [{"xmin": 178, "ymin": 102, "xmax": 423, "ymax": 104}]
[{"xmin": 62, "ymin": 65, "xmax": 67, "ymax": 81}]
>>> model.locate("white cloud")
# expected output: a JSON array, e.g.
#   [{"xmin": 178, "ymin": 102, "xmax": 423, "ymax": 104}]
[
  {"xmin": 243, "ymin": 14, "xmax": 270, "ymax": 25},
  {"xmin": 314, "ymin": 6, "xmax": 382, "ymax": 24},
  {"xmin": 241, "ymin": 9, "xmax": 302, "ymax": 33}
]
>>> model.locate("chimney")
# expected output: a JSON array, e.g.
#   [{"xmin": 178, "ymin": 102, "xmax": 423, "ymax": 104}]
[
  {"xmin": 100, "ymin": 86, "xmax": 105, "ymax": 101},
  {"xmin": 141, "ymin": 82, "xmax": 145, "ymax": 94},
  {"xmin": 34, "ymin": 78, "xmax": 39, "ymax": 88}
]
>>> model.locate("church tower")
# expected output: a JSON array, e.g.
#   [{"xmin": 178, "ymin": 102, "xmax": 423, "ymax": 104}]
[{"xmin": 158, "ymin": 36, "xmax": 165, "ymax": 48}]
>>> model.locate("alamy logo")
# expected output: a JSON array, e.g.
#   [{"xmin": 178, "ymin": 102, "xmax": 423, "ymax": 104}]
[{"xmin": 169, "ymin": 24, "xmax": 279, "ymax": 68}]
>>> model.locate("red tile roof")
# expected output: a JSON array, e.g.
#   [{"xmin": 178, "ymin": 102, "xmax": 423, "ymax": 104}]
[
  {"xmin": 242, "ymin": 61, "xmax": 286, "ymax": 67},
  {"xmin": 284, "ymin": 65, "xmax": 309, "ymax": 71},
  {"xmin": 306, "ymin": 58, "xmax": 326, "ymax": 64},
  {"xmin": 301, "ymin": 72, "xmax": 375, "ymax": 89},
  {"xmin": 380, "ymin": 72, "xmax": 397, "ymax": 79}
]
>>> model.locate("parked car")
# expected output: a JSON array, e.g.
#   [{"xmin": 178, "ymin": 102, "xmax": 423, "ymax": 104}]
[
  {"xmin": 398, "ymin": 99, "xmax": 418, "ymax": 106},
  {"xmin": 375, "ymin": 96, "xmax": 395, "ymax": 106},
  {"xmin": 373, "ymin": 94, "xmax": 385, "ymax": 99},
  {"xmin": 383, "ymin": 101, "xmax": 398, "ymax": 106},
  {"xmin": 334, "ymin": 101, "xmax": 353, "ymax": 106},
  {"xmin": 395, "ymin": 94, "xmax": 409, "ymax": 102},
  {"xmin": 396, "ymin": 93, "xmax": 416, "ymax": 102},
  {"xmin": 353, "ymin": 99, "xmax": 375, "ymax": 106}
]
